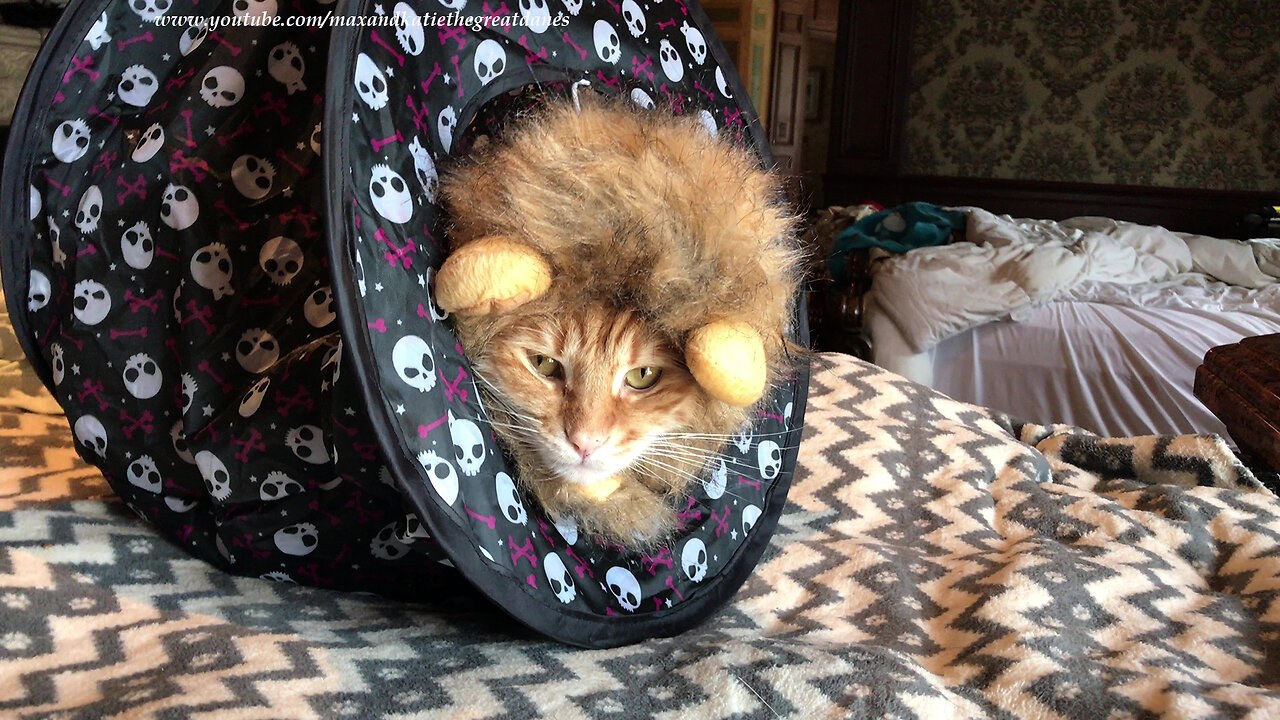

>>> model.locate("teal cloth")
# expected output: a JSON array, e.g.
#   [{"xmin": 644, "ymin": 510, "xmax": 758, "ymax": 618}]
[{"xmin": 828, "ymin": 202, "xmax": 966, "ymax": 284}]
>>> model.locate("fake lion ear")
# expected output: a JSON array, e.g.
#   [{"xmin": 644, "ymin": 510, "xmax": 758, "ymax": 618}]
[
  {"xmin": 434, "ymin": 236, "xmax": 553, "ymax": 316},
  {"xmin": 685, "ymin": 320, "xmax": 767, "ymax": 407}
]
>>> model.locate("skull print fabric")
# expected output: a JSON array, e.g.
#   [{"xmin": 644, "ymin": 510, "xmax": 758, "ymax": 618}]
[{"xmin": 2, "ymin": 0, "xmax": 807, "ymax": 648}]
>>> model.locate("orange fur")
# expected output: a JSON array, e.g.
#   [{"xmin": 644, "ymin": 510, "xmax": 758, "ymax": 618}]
[{"xmin": 440, "ymin": 95, "xmax": 802, "ymax": 545}]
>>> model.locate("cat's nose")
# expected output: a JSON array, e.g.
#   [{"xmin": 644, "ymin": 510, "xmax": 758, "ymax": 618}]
[{"xmin": 569, "ymin": 431, "xmax": 609, "ymax": 460}]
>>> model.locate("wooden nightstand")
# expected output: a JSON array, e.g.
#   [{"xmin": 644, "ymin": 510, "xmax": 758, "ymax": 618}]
[{"xmin": 1194, "ymin": 334, "xmax": 1280, "ymax": 472}]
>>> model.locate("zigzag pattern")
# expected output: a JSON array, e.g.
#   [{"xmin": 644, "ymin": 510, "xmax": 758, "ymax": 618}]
[{"xmin": 2, "ymin": 353, "xmax": 1279, "ymax": 717}]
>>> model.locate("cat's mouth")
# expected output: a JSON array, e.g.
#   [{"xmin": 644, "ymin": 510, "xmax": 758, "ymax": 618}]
[
  {"xmin": 552, "ymin": 457, "xmax": 624, "ymax": 486},
  {"xmin": 545, "ymin": 445, "xmax": 636, "ymax": 486}
]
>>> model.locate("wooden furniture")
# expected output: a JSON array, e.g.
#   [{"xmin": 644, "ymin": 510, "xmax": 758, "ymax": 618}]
[{"xmin": 1195, "ymin": 334, "xmax": 1280, "ymax": 471}]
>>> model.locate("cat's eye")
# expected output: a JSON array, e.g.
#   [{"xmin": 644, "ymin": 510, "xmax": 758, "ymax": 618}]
[
  {"xmin": 529, "ymin": 353, "xmax": 562, "ymax": 379},
  {"xmin": 624, "ymin": 367, "xmax": 662, "ymax": 390}
]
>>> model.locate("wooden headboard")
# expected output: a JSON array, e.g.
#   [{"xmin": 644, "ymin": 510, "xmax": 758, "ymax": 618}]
[{"xmin": 822, "ymin": 0, "xmax": 1277, "ymax": 240}]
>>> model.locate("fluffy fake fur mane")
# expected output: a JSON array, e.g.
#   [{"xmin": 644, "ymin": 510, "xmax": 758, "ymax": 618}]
[{"xmin": 440, "ymin": 94, "xmax": 802, "ymax": 543}]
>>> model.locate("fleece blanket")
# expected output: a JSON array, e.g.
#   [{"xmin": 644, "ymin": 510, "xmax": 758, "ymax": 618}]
[
  {"xmin": 2, "ymin": 352, "xmax": 1279, "ymax": 718},
  {"xmin": 872, "ymin": 208, "xmax": 1280, "ymax": 354}
]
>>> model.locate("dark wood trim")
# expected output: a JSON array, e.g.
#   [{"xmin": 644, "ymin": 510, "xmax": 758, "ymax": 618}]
[
  {"xmin": 827, "ymin": 0, "xmax": 915, "ymax": 176},
  {"xmin": 826, "ymin": 174, "xmax": 1279, "ymax": 239}
]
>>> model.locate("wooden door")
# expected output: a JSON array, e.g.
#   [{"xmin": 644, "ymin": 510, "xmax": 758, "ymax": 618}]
[{"xmin": 769, "ymin": 0, "xmax": 808, "ymax": 177}]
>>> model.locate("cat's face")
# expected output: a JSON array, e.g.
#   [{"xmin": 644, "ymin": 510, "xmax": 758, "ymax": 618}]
[{"xmin": 469, "ymin": 304, "xmax": 703, "ymax": 487}]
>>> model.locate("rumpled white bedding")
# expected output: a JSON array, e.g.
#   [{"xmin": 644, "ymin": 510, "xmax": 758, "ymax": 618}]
[{"xmin": 871, "ymin": 208, "xmax": 1280, "ymax": 354}]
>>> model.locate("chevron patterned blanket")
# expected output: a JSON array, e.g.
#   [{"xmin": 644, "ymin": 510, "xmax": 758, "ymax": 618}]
[{"xmin": 2, "ymin": 352, "xmax": 1279, "ymax": 718}]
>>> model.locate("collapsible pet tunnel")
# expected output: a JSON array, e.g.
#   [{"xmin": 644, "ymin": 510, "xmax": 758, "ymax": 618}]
[{"xmin": 1, "ymin": 0, "xmax": 809, "ymax": 648}]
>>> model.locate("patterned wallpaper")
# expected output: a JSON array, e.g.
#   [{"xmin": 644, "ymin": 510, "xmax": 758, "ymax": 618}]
[{"xmin": 902, "ymin": 0, "xmax": 1280, "ymax": 191}]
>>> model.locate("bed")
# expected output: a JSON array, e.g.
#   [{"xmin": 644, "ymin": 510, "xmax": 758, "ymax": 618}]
[
  {"xmin": 814, "ymin": 204, "xmax": 1280, "ymax": 444},
  {"xmin": 4, "ymin": 289, "xmax": 1280, "ymax": 715}
]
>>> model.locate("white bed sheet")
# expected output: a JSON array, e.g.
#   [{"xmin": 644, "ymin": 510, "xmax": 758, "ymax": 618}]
[{"xmin": 920, "ymin": 300, "xmax": 1280, "ymax": 439}]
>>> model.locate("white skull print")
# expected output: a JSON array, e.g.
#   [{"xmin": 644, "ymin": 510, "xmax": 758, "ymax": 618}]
[
  {"xmin": 118, "ymin": 64, "xmax": 159, "ymax": 107},
  {"xmin": 593, "ymin": 20, "xmax": 620, "ymax": 64},
  {"xmin": 392, "ymin": 2, "xmax": 425, "ymax": 54},
  {"xmin": 126, "ymin": 455, "xmax": 162, "ymax": 493},
  {"xmin": 354, "ymin": 53, "xmax": 389, "ymax": 110},
  {"xmin": 190, "ymin": 242, "xmax": 234, "ymax": 299},
  {"xmin": 86, "ymin": 11, "xmax": 111, "ymax": 50},
  {"xmin": 49, "ymin": 218, "xmax": 66, "ymax": 267},
  {"xmin": 473, "ymin": 39, "xmax": 506, "ymax": 85},
  {"xmin": 408, "ymin": 137, "xmax": 438, "ymax": 203},
  {"xmin": 236, "ymin": 328, "xmax": 279, "ymax": 373},
  {"xmin": 438, "ymin": 106, "xmax": 457, "ymax": 153},
  {"xmin": 621, "ymin": 0, "xmax": 645, "ymax": 37},
  {"xmin": 52, "ymin": 119, "xmax": 91, "ymax": 163},
  {"xmin": 417, "ymin": 449, "xmax": 458, "ymax": 506},
  {"xmin": 274, "ymin": 523, "xmax": 319, "ymax": 556},
  {"xmin": 629, "ymin": 87, "xmax": 654, "ymax": 109},
  {"xmin": 370, "ymin": 523, "xmax": 410, "ymax": 560},
  {"xmin": 179, "ymin": 372, "xmax": 196, "ymax": 413},
  {"xmin": 161, "ymin": 183, "xmax": 199, "ymax": 231},
  {"xmin": 50, "ymin": 343, "xmax": 65, "ymax": 386},
  {"xmin": 496, "ymin": 472, "xmax": 527, "ymax": 526},
  {"xmin": 122, "ymin": 352, "xmax": 162, "ymax": 399},
  {"xmin": 392, "ymin": 334, "xmax": 436, "ymax": 392},
  {"xmin": 74, "ymin": 414, "xmax": 108, "ymax": 457},
  {"xmin": 267, "ymin": 41, "xmax": 306, "ymax": 94},
  {"xmin": 715, "ymin": 66, "xmax": 733, "ymax": 98},
  {"xmin": 238, "ymin": 377, "xmax": 270, "ymax": 417},
  {"xmin": 231, "ymin": 155, "xmax": 276, "ymax": 200},
  {"xmin": 179, "ymin": 20, "xmax": 208, "ymax": 56},
  {"xmin": 447, "ymin": 410, "xmax": 485, "ymax": 476},
  {"xmin": 199, "ymin": 66, "xmax": 245, "ymax": 108},
  {"xmin": 555, "ymin": 516, "xmax": 578, "ymax": 545},
  {"xmin": 659, "ymin": 39, "xmax": 684, "ymax": 82},
  {"xmin": 705, "ymin": 459, "xmax": 727, "ymax": 499},
  {"xmin": 27, "ymin": 270, "xmax": 50, "ymax": 312},
  {"xmin": 259, "ymin": 471, "xmax": 303, "ymax": 501},
  {"xmin": 697, "ymin": 109, "xmax": 718, "ymax": 138},
  {"xmin": 72, "ymin": 279, "xmax": 112, "ymax": 325},
  {"xmin": 680, "ymin": 21, "xmax": 707, "ymax": 64},
  {"xmin": 286, "ymin": 425, "xmax": 330, "ymax": 464},
  {"xmin": 681, "ymin": 537, "xmax": 708, "ymax": 582},
  {"xmin": 74, "ymin": 185, "xmax": 103, "ymax": 234},
  {"xmin": 131, "ymin": 123, "xmax": 164, "ymax": 163},
  {"xmin": 369, "ymin": 164, "xmax": 413, "ymax": 223},
  {"xmin": 258, "ymin": 236, "xmax": 303, "ymax": 285},
  {"xmin": 354, "ymin": 249, "xmax": 367, "ymax": 296},
  {"xmin": 303, "ymin": 286, "xmax": 336, "ymax": 327},
  {"xmin": 605, "ymin": 566, "xmax": 641, "ymax": 612},
  {"xmin": 233, "ymin": 0, "xmax": 277, "ymax": 21},
  {"xmin": 129, "ymin": 0, "xmax": 172, "ymax": 22},
  {"xmin": 171, "ymin": 420, "xmax": 195, "ymax": 464},
  {"xmin": 543, "ymin": 552, "xmax": 576, "ymax": 603},
  {"xmin": 519, "ymin": 0, "xmax": 551, "ymax": 32},
  {"xmin": 195, "ymin": 450, "xmax": 233, "ymax": 501},
  {"xmin": 757, "ymin": 439, "xmax": 781, "ymax": 480}
]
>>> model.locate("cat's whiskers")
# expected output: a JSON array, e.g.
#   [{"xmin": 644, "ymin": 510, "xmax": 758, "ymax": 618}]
[
  {"xmin": 660, "ymin": 426, "xmax": 804, "ymax": 439},
  {"xmin": 632, "ymin": 455, "xmax": 755, "ymax": 505},
  {"xmin": 647, "ymin": 439, "xmax": 760, "ymax": 471},
  {"xmin": 471, "ymin": 370, "xmax": 542, "ymax": 425},
  {"xmin": 644, "ymin": 442, "xmax": 735, "ymax": 469}
]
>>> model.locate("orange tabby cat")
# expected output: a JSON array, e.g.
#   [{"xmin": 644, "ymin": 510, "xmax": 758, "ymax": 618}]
[{"xmin": 439, "ymin": 93, "xmax": 801, "ymax": 545}]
